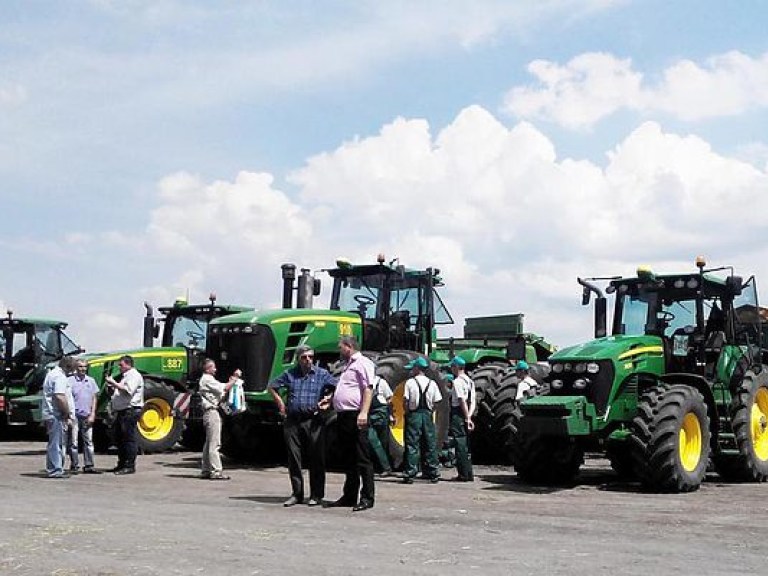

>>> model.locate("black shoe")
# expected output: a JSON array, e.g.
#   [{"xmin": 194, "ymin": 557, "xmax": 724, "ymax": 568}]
[
  {"xmin": 82, "ymin": 468, "xmax": 102, "ymax": 475},
  {"xmin": 110, "ymin": 466, "xmax": 124, "ymax": 473},
  {"xmin": 325, "ymin": 497, "xmax": 356, "ymax": 508},
  {"xmin": 352, "ymin": 500, "xmax": 374, "ymax": 512},
  {"xmin": 402, "ymin": 476, "xmax": 414, "ymax": 484},
  {"xmin": 114, "ymin": 468, "xmax": 135, "ymax": 475},
  {"xmin": 307, "ymin": 498, "xmax": 322, "ymax": 507},
  {"xmin": 69, "ymin": 468, "xmax": 80, "ymax": 475},
  {"xmin": 429, "ymin": 476, "xmax": 440, "ymax": 484},
  {"xmin": 283, "ymin": 496, "xmax": 303, "ymax": 507}
]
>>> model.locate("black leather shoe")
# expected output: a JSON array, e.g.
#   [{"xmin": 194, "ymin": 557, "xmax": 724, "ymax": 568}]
[
  {"xmin": 325, "ymin": 497, "xmax": 356, "ymax": 508},
  {"xmin": 352, "ymin": 500, "xmax": 374, "ymax": 512},
  {"xmin": 283, "ymin": 496, "xmax": 302, "ymax": 507},
  {"xmin": 402, "ymin": 476, "xmax": 414, "ymax": 484},
  {"xmin": 114, "ymin": 468, "xmax": 135, "ymax": 475},
  {"xmin": 82, "ymin": 468, "xmax": 102, "ymax": 475}
]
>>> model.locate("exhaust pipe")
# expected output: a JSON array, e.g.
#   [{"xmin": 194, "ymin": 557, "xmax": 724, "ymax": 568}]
[
  {"xmin": 281, "ymin": 264, "xmax": 297, "ymax": 309},
  {"xmin": 143, "ymin": 302, "xmax": 156, "ymax": 348},
  {"xmin": 297, "ymin": 268, "xmax": 314, "ymax": 309}
]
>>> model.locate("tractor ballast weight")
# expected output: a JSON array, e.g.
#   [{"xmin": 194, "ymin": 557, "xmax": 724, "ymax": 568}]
[{"xmin": 495, "ymin": 258, "xmax": 768, "ymax": 492}]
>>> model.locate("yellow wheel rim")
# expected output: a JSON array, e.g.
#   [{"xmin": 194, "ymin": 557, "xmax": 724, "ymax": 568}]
[
  {"xmin": 751, "ymin": 387, "xmax": 768, "ymax": 461},
  {"xmin": 391, "ymin": 382, "xmax": 406, "ymax": 446},
  {"xmin": 139, "ymin": 398, "xmax": 174, "ymax": 442},
  {"xmin": 679, "ymin": 412, "xmax": 703, "ymax": 472}
]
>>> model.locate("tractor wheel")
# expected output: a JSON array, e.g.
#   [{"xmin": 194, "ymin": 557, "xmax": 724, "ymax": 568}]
[
  {"xmin": 221, "ymin": 412, "xmax": 285, "ymax": 463},
  {"xmin": 630, "ymin": 384, "xmax": 711, "ymax": 493},
  {"xmin": 468, "ymin": 363, "xmax": 507, "ymax": 462},
  {"xmin": 492, "ymin": 381, "xmax": 551, "ymax": 467},
  {"xmin": 513, "ymin": 434, "xmax": 584, "ymax": 485},
  {"xmin": 93, "ymin": 419, "xmax": 112, "ymax": 454},
  {"xmin": 375, "ymin": 350, "xmax": 449, "ymax": 470},
  {"xmin": 138, "ymin": 380, "xmax": 183, "ymax": 453},
  {"xmin": 713, "ymin": 369, "xmax": 768, "ymax": 482},
  {"xmin": 181, "ymin": 420, "xmax": 206, "ymax": 451}
]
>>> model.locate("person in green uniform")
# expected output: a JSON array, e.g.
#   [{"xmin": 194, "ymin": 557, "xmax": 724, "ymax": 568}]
[
  {"xmin": 401, "ymin": 357, "xmax": 442, "ymax": 484},
  {"xmin": 368, "ymin": 374, "xmax": 395, "ymax": 476},
  {"xmin": 448, "ymin": 356, "xmax": 475, "ymax": 481}
]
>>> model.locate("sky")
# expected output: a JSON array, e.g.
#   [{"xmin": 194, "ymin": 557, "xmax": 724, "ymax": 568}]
[{"xmin": 2, "ymin": 0, "xmax": 768, "ymax": 352}]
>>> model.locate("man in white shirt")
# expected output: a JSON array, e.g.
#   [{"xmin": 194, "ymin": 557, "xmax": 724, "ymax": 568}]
[
  {"xmin": 448, "ymin": 356, "xmax": 475, "ymax": 482},
  {"xmin": 42, "ymin": 356, "xmax": 77, "ymax": 478},
  {"xmin": 105, "ymin": 355, "xmax": 144, "ymax": 475},
  {"xmin": 514, "ymin": 360, "xmax": 539, "ymax": 400},
  {"xmin": 401, "ymin": 356, "xmax": 442, "ymax": 484},
  {"xmin": 199, "ymin": 359, "xmax": 241, "ymax": 480}
]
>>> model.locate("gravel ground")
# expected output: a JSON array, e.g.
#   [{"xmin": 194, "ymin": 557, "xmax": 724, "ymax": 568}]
[{"xmin": 0, "ymin": 440, "xmax": 766, "ymax": 576}]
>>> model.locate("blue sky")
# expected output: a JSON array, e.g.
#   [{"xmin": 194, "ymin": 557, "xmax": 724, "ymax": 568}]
[{"xmin": 2, "ymin": 1, "xmax": 767, "ymax": 351}]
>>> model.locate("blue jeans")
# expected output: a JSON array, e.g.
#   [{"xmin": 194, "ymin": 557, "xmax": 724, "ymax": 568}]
[
  {"xmin": 68, "ymin": 416, "xmax": 95, "ymax": 470},
  {"xmin": 46, "ymin": 418, "xmax": 67, "ymax": 477}
]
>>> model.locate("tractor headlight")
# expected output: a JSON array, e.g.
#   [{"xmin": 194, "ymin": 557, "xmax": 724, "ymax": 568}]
[
  {"xmin": 573, "ymin": 378, "xmax": 588, "ymax": 389},
  {"xmin": 564, "ymin": 363, "xmax": 573, "ymax": 372},
  {"xmin": 551, "ymin": 363, "xmax": 564, "ymax": 374},
  {"xmin": 586, "ymin": 362, "xmax": 600, "ymax": 374},
  {"xmin": 551, "ymin": 379, "xmax": 564, "ymax": 389},
  {"xmin": 574, "ymin": 363, "xmax": 586, "ymax": 374}
]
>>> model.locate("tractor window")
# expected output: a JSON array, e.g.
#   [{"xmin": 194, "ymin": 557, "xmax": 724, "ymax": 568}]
[
  {"xmin": 661, "ymin": 299, "xmax": 700, "ymax": 337},
  {"xmin": 60, "ymin": 330, "xmax": 81, "ymax": 356},
  {"xmin": 167, "ymin": 315, "xmax": 209, "ymax": 349},
  {"xmin": 34, "ymin": 324, "xmax": 62, "ymax": 361},
  {"xmin": 336, "ymin": 278, "xmax": 381, "ymax": 319},
  {"xmin": 618, "ymin": 294, "xmax": 650, "ymax": 336},
  {"xmin": 433, "ymin": 289, "xmax": 453, "ymax": 325},
  {"xmin": 733, "ymin": 276, "xmax": 761, "ymax": 346},
  {"xmin": 390, "ymin": 287, "xmax": 419, "ymax": 318}
]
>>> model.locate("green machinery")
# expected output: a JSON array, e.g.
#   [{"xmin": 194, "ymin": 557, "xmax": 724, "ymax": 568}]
[
  {"xmin": 1, "ymin": 310, "xmax": 82, "ymax": 434},
  {"xmin": 207, "ymin": 256, "xmax": 554, "ymax": 462},
  {"xmin": 495, "ymin": 258, "xmax": 768, "ymax": 492},
  {"xmin": 11, "ymin": 296, "xmax": 251, "ymax": 452}
]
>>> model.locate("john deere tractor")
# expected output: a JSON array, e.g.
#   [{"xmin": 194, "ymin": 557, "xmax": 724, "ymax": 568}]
[
  {"xmin": 209, "ymin": 256, "xmax": 552, "ymax": 464},
  {"xmin": 1, "ymin": 311, "xmax": 82, "ymax": 435},
  {"xmin": 495, "ymin": 258, "xmax": 768, "ymax": 492}
]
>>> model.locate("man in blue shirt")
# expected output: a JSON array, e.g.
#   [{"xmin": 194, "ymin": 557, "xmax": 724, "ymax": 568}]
[{"xmin": 269, "ymin": 345, "xmax": 336, "ymax": 507}]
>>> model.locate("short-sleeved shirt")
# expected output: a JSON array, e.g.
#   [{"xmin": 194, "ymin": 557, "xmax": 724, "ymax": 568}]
[
  {"xmin": 371, "ymin": 376, "xmax": 393, "ymax": 408},
  {"xmin": 42, "ymin": 366, "xmax": 74, "ymax": 420},
  {"xmin": 111, "ymin": 368, "xmax": 144, "ymax": 411},
  {"xmin": 516, "ymin": 375, "xmax": 538, "ymax": 401},
  {"xmin": 269, "ymin": 364, "xmax": 336, "ymax": 416},
  {"xmin": 450, "ymin": 374, "xmax": 474, "ymax": 409},
  {"xmin": 69, "ymin": 373, "xmax": 99, "ymax": 418},
  {"xmin": 332, "ymin": 352, "xmax": 375, "ymax": 412},
  {"xmin": 403, "ymin": 374, "xmax": 442, "ymax": 412},
  {"xmin": 199, "ymin": 373, "xmax": 227, "ymax": 410}
]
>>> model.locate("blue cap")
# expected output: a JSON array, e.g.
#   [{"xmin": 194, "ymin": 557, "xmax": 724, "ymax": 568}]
[
  {"xmin": 515, "ymin": 360, "xmax": 530, "ymax": 371},
  {"xmin": 405, "ymin": 357, "xmax": 429, "ymax": 370},
  {"xmin": 449, "ymin": 356, "xmax": 466, "ymax": 367}
]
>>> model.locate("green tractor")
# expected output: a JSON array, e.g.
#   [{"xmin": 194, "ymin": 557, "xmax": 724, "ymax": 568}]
[
  {"xmin": 208, "ymin": 256, "xmax": 552, "ymax": 464},
  {"xmin": 1, "ymin": 311, "xmax": 83, "ymax": 435},
  {"xmin": 495, "ymin": 258, "xmax": 768, "ymax": 492}
]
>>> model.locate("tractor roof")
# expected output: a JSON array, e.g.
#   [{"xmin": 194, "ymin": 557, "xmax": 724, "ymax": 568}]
[
  {"xmin": 157, "ymin": 304, "xmax": 252, "ymax": 316},
  {"xmin": 0, "ymin": 317, "xmax": 68, "ymax": 329},
  {"xmin": 609, "ymin": 272, "xmax": 735, "ymax": 298}
]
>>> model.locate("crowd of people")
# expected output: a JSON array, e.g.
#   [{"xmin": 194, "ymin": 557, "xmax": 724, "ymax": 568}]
[{"xmin": 41, "ymin": 334, "xmax": 537, "ymax": 512}]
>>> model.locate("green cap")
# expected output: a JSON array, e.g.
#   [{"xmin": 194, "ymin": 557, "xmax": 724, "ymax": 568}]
[{"xmin": 405, "ymin": 357, "xmax": 429, "ymax": 370}]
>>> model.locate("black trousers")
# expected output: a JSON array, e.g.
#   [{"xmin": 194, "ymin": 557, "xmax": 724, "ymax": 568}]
[
  {"xmin": 336, "ymin": 410, "xmax": 375, "ymax": 505},
  {"xmin": 283, "ymin": 413, "xmax": 327, "ymax": 500},
  {"xmin": 114, "ymin": 407, "xmax": 140, "ymax": 470}
]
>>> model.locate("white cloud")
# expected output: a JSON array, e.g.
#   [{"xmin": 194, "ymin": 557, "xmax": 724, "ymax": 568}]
[
  {"xmin": 503, "ymin": 50, "xmax": 768, "ymax": 129},
  {"xmin": 0, "ymin": 84, "xmax": 26, "ymax": 107},
  {"xmin": 25, "ymin": 105, "xmax": 768, "ymax": 351}
]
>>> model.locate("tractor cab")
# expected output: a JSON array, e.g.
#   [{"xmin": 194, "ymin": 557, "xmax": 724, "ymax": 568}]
[
  {"xmin": 328, "ymin": 256, "xmax": 453, "ymax": 354},
  {"xmin": 604, "ymin": 261, "xmax": 760, "ymax": 377}
]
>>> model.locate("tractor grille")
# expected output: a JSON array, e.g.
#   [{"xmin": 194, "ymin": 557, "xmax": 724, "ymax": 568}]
[
  {"xmin": 546, "ymin": 360, "xmax": 615, "ymax": 414},
  {"xmin": 208, "ymin": 324, "xmax": 276, "ymax": 392}
]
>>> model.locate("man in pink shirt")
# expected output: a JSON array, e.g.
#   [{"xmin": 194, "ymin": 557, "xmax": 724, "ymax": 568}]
[{"xmin": 327, "ymin": 335, "xmax": 376, "ymax": 512}]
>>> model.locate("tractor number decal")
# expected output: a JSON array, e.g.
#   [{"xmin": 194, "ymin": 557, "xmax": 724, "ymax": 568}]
[
  {"xmin": 339, "ymin": 322, "xmax": 353, "ymax": 336},
  {"xmin": 162, "ymin": 357, "xmax": 184, "ymax": 372}
]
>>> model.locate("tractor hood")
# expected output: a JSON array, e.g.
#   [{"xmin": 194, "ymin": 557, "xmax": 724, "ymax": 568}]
[
  {"xmin": 210, "ymin": 308, "xmax": 361, "ymax": 327},
  {"xmin": 551, "ymin": 335, "xmax": 664, "ymax": 362},
  {"xmin": 79, "ymin": 346, "xmax": 185, "ymax": 368}
]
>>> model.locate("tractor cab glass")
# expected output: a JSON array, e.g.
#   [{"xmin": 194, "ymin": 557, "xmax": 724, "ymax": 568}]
[
  {"xmin": 732, "ymin": 276, "xmax": 761, "ymax": 347},
  {"xmin": 163, "ymin": 313, "xmax": 209, "ymax": 349}
]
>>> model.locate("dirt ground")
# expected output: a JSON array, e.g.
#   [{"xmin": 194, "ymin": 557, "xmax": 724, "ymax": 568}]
[{"xmin": 0, "ymin": 439, "xmax": 766, "ymax": 576}]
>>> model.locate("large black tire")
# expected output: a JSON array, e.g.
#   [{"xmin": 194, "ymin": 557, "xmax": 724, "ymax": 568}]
[
  {"xmin": 606, "ymin": 441, "xmax": 635, "ymax": 479},
  {"xmin": 713, "ymin": 369, "xmax": 768, "ymax": 482},
  {"xmin": 138, "ymin": 380, "xmax": 184, "ymax": 453},
  {"xmin": 221, "ymin": 412, "xmax": 285, "ymax": 463},
  {"xmin": 468, "ymin": 363, "xmax": 508, "ymax": 462},
  {"xmin": 375, "ymin": 350, "xmax": 449, "ymax": 470},
  {"xmin": 630, "ymin": 384, "xmax": 711, "ymax": 493}
]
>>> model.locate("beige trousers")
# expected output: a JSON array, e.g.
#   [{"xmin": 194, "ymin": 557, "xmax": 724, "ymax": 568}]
[{"xmin": 202, "ymin": 408, "xmax": 223, "ymax": 474}]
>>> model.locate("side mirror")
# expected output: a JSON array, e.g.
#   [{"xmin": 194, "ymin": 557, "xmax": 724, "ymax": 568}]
[
  {"xmin": 726, "ymin": 275, "xmax": 743, "ymax": 296},
  {"xmin": 581, "ymin": 286, "xmax": 591, "ymax": 306}
]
